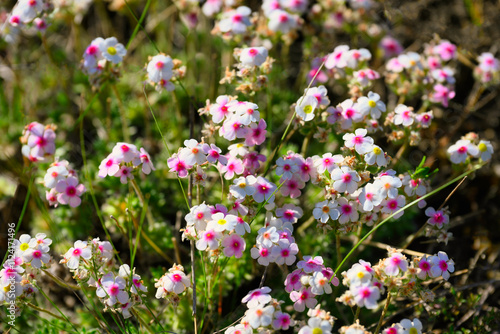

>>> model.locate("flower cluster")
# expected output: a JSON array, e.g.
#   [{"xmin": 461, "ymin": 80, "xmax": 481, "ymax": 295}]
[
  {"xmin": 182, "ymin": 203, "xmax": 247, "ymax": 259},
  {"xmin": 447, "ymin": 132, "xmax": 493, "ymax": 164},
  {"xmin": 220, "ymin": 46, "xmax": 274, "ymax": 94},
  {"xmin": 44, "ymin": 159, "xmax": 86, "ymax": 208},
  {"xmin": 81, "ymin": 37, "xmax": 127, "ymax": 86},
  {"xmin": 386, "ymin": 39, "xmax": 458, "ymax": 107},
  {"xmin": 60, "ymin": 238, "xmax": 147, "ymax": 318},
  {"xmin": 146, "ymin": 53, "xmax": 186, "ymax": 92},
  {"xmin": 225, "ymin": 287, "xmax": 294, "ymax": 333},
  {"xmin": 297, "ymin": 306, "xmax": 336, "ymax": 334},
  {"xmin": 20, "ymin": 122, "xmax": 56, "ymax": 162},
  {"xmin": 285, "ymin": 255, "xmax": 339, "ymax": 312},
  {"xmin": 155, "ymin": 264, "xmax": 191, "ymax": 306},
  {"xmin": 98, "ymin": 142, "xmax": 155, "ymax": 183},
  {"xmin": 474, "ymin": 52, "xmax": 500, "ymax": 85},
  {"xmin": 338, "ymin": 248, "xmax": 455, "ymax": 311},
  {"xmin": 0, "ymin": 233, "xmax": 52, "ymax": 310}
]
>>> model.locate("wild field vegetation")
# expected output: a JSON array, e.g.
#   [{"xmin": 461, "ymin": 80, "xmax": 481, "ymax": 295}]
[{"xmin": 1, "ymin": 0, "xmax": 499, "ymax": 333}]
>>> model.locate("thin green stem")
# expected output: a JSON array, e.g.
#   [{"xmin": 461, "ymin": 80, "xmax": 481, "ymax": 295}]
[
  {"xmin": 111, "ymin": 84, "xmax": 131, "ymax": 143},
  {"xmin": 334, "ymin": 164, "xmax": 484, "ymax": 276},
  {"xmin": 124, "ymin": 0, "xmax": 159, "ymax": 52},
  {"xmin": 35, "ymin": 285, "xmax": 80, "ymax": 333}
]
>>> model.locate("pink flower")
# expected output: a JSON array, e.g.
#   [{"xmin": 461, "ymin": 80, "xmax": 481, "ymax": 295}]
[
  {"xmin": 280, "ymin": 177, "xmax": 304, "ymax": 198},
  {"xmin": 416, "ymin": 111, "xmax": 433, "ymax": 128},
  {"xmin": 285, "ymin": 269, "xmax": 304, "ymax": 292},
  {"xmin": 167, "ymin": 154, "xmax": 191, "ymax": 177},
  {"xmin": 430, "ymin": 84, "xmax": 455, "ymax": 107},
  {"xmin": 381, "ymin": 195, "xmax": 406, "ymax": 219},
  {"xmin": 416, "ymin": 255, "xmax": 432, "ymax": 280},
  {"xmin": 276, "ymin": 204, "xmax": 303, "ymax": 224},
  {"xmin": 220, "ymin": 156, "xmax": 244, "ymax": 180},
  {"xmin": 379, "ymin": 36, "xmax": 403, "ymax": 58},
  {"xmin": 203, "ymin": 143, "xmax": 228, "ymax": 165},
  {"xmin": 296, "ymin": 157, "xmax": 317, "ymax": 182},
  {"xmin": 337, "ymin": 197, "xmax": 359, "ymax": 224},
  {"xmin": 351, "ymin": 282, "xmax": 380, "ymax": 309},
  {"xmin": 251, "ymin": 246, "xmax": 275, "ymax": 266},
  {"xmin": 210, "ymin": 95, "xmax": 232, "ymax": 124},
  {"xmin": 252, "ymin": 176, "xmax": 277, "ymax": 203},
  {"xmin": 331, "ymin": 166, "xmax": 360, "ymax": 194},
  {"xmin": 290, "ymin": 287, "xmax": 317, "ymax": 312},
  {"xmin": 272, "ymin": 311, "xmax": 293, "ymax": 330},
  {"xmin": 343, "ymin": 128, "xmax": 374, "ymax": 154},
  {"xmin": 297, "ymin": 256, "xmax": 324, "ymax": 273},
  {"xmin": 245, "ymin": 119, "xmax": 267, "ymax": 146},
  {"xmin": 433, "ymin": 40, "xmax": 457, "ymax": 61},
  {"xmin": 196, "ymin": 229, "xmax": 221, "ymax": 251},
  {"xmin": 138, "ymin": 148, "xmax": 155, "ymax": 174},
  {"xmin": 157, "ymin": 269, "xmax": 191, "ymax": 295},
  {"xmin": 325, "ymin": 45, "xmax": 349, "ymax": 69},
  {"xmin": 384, "ymin": 252, "xmax": 408, "ymax": 276},
  {"xmin": 26, "ymin": 126, "xmax": 56, "ymax": 160},
  {"xmin": 55, "ymin": 177, "xmax": 86, "ymax": 207},
  {"xmin": 116, "ymin": 166, "xmax": 134, "ymax": 184},
  {"xmin": 239, "ymin": 46, "xmax": 268, "ymax": 67},
  {"xmin": 222, "ymin": 234, "xmax": 246, "ymax": 258},
  {"xmin": 98, "ymin": 155, "xmax": 120, "ymax": 178},
  {"xmin": 425, "ymin": 207, "xmax": 449, "ymax": 228},
  {"xmin": 96, "ymin": 273, "xmax": 129, "ymax": 306}
]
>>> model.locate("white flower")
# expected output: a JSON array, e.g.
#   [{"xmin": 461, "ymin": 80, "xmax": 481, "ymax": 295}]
[
  {"xmin": 239, "ymin": 46, "xmax": 268, "ymax": 67},
  {"xmin": 313, "ymin": 200, "xmax": 339, "ymax": 223},
  {"xmin": 229, "ymin": 175, "xmax": 257, "ymax": 199},
  {"xmin": 245, "ymin": 304, "xmax": 274, "ymax": 328},
  {"xmin": 393, "ymin": 104, "xmax": 414, "ymax": 126},
  {"xmin": 364, "ymin": 145, "xmax": 387, "ymax": 166},
  {"xmin": 268, "ymin": 9, "xmax": 298, "ymax": 33},
  {"xmin": 430, "ymin": 251, "xmax": 455, "ymax": 280},
  {"xmin": 476, "ymin": 140, "xmax": 493, "ymax": 161},
  {"xmin": 44, "ymin": 165, "xmax": 69, "ymax": 188},
  {"xmin": 298, "ymin": 317, "xmax": 332, "ymax": 334},
  {"xmin": 101, "ymin": 37, "xmax": 127, "ymax": 64},
  {"xmin": 400, "ymin": 318, "xmax": 423, "ymax": 334},
  {"xmin": 207, "ymin": 213, "xmax": 238, "ymax": 232},
  {"xmin": 96, "ymin": 273, "xmax": 129, "ymax": 306},
  {"xmin": 447, "ymin": 139, "xmax": 479, "ymax": 164},
  {"xmin": 310, "ymin": 272, "xmax": 332, "ymax": 295},
  {"xmin": 219, "ymin": 6, "xmax": 252, "ymax": 34},
  {"xmin": 295, "ymin": 95, "xmax": 318, "ymax": 121},
  {"xmin": 147, "ymin": 54, "xmax": 174, "ymax": 83},
  {"xmin": 357, "ymin": 91, "xmax": 386, "ymax": 119}
]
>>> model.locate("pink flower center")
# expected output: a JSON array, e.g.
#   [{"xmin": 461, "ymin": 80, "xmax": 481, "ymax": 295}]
[
  {"xmin": 434, "ymin": 213, "xmax": 444, "ymax": 222},
  {"xmin": 33, "ymin": 250, "xmax": 42, "ymax": 259},
  {"xmin": 121, "ymin": 145, "xmax": 129, "ymax": 152},
  {"xmin": 279, "ymin": 14, "xmax": 288, "ymax": 22},
  {"xmin": 419, "ymin": 261, "xmax": 430, "ymax": 271},
  {"xmin": 300, "ymin": 292, "xmax": 308, "ymax": 300},
  {"xmin": 391, "ymin": 257, "xmax": 401, "ymax": 265},
  {"xmin": 172, "ymin": 273, "xmax": 182, "ymax": 282},
  {"xmin": 342, "ymin": 174, "xmax": 352, "ymax": 182},
  {"xmin": 155, "ymin": 61, "xmax": 164, "ymax": 69},
  {"xmin": 36, "ymin": 136, "xmax": 47, "ymax": 147},
  {"xmin": 106, "ymin": 159, "xmax": 114, "ymax": 167},
  {"xmin": 260, "ymin": 248, "xmax": 269, "ymax": 256},
  {"xmin": 232, "ymin": 14, "xmax": 242, "ymax": 23},
  {"xmin": 345, "ymin": 109, "xmax": 354, "ymax": 118},
  {"xmin": 248, "ymin": 48, "xmax": 257, "ymax": 56},
  {"xmin": 354, "ymin": 136, "xmax": 363, "ymax": 144},
  {"xmin": 282, "ymin": 249, "xmax": 289, "ymax": 257},
  {"xmin": 72, "ymin": 248, "xmax": 81, "ymax": 256},
  {"xmin": 66, "ymin": 186, "xmax": 76, "ymax": 197},
  {"xmin": 439, "ymin": 260, "xmax": 448, "ymax": 271},
  {"xmin": 109, "ymin": 284, "xmax": 119, "ymax": 296},
  {"xmin": 232, "ymin": 241, "xmax": 240, "ymax": 249},
  {"xmin": 458, "ymin": 146, "xmax": 467, "ymax": 154},
  {"xmin": 51, "ymin": 171, "xmax": 58, "ymax": 177},
  {"xmin": 342, "ymin": 205, "xmax": 352, "ymax": 214},
  {"xmin": 388, "ymin": 200, "xmax": 397, "ymax": 209}
]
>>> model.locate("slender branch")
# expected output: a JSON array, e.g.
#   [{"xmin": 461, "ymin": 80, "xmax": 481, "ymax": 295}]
[
  {"xmin": 374, "ymin": 293, "xmax": 392, "ymax": 334},
  {"xmin": 26, "ymin": 302, "xmax": 66, "ymax": 321}
]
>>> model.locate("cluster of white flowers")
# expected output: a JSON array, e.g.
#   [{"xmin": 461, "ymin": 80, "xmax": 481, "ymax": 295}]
[
  {"xmin": 225, "ymin": 286, "xmax": 294, "ymax": 333},
  {"xmin": 20, "ymin": 122, "xmax": 56, "ymax": 162},
  {"xmin": 81, "ymin": 37, "xmax": 127, "ymax": 86},
  {"xmin": 1, "ymin": 233, "xmax": 52, "ymax": 309},
  {"xmin": 146, "ymin": 54, "xmax": 185, "ymax": 92},
  {"xmin": 447, "ymin": 133, "xmax": 493, "ymax": 164},
  {"xmin": 98, "ymin": 142, "xmax": 155, "ymax": 183},
  {"xmin": 60, "ymin": 238, "xmax": 147, "ymax": 318},
  {"xmin": 155, "ymin": 264, "xmax": 190, "ymax": 306},
  {"xmin": 474, "ymin": 52, "xmax": 500, "ymax": 84}
]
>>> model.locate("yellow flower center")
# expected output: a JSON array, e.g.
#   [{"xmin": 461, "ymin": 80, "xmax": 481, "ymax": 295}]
[
  {"xmin": 304, "ymin": 105, "xmax": 313, "ymax": 114},
  {"xmin": 357, "ymin": 271, "xmax": 364, "ymax": 279},
  {"xmin": 373, "ymin": 147, "xmax": 382, "ymax": 155},
  {"xmin": 238, "ymin": 183, "xmax": 246, "ymax": 188},
  {"xmin": 217, "ymin": 219, "xmax": 227, "ymax": 225},
  {"xmin": 409, "ymin": 328, "xmax": 418, "ymax": 334},
  {"xmin": 3, "ymin": 284, "xmax": 10, "ymax": 292},
  {"xmin": 107, "ymin": 46, "xmax": 117, "ymax": 55},
  {"xmin": 20, "ymin": 243, "xmax": 29, "ymax": 251},
  {"xmin": 312, "ymin": 328, "xmax": 323, "ymax": 334},
  {"xmin": 368, "ymin": 100, "xmax": 376, "ymax": 108},
  {"xmin": 478, "ymin": 143, "xmax": 487, "ymax": 152}
]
